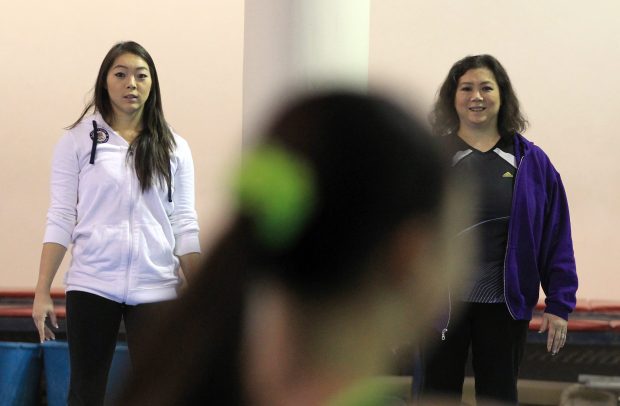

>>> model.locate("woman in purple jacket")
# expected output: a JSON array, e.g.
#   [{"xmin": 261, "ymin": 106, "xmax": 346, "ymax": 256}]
[{"xmin": 421, "ymin": 54, "xmax": 578, "ymax": 404}]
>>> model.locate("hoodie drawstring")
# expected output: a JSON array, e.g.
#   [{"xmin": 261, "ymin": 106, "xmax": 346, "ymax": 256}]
[
  {"xmin": 167, "ymin": 165, "xmax": 172, "ymax": 203},
  {"xmin": 89, "ymin": 120, "xmax": 99, "ymax": 164}
]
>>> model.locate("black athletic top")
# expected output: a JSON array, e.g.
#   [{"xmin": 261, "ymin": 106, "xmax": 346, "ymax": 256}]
[{"xmin": 448, "ymin": 135, "xmax": 516, "ymax": 303}]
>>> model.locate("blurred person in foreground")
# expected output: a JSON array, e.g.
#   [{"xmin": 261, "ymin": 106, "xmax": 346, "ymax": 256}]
[
  {"xmin": 119, "ymin": 91, "xmax": 472, "ymax": 405},
  {"xmin": 420, "ymin": 54, "xmax": 578, "ymax": 405}
]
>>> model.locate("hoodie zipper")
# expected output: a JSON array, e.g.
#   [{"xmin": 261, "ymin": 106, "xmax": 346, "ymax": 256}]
[
  {"xmin": 503, "ymin": 151, "xmax": 525, "ymax": 320},
  {"xmin": 441, "ymin": 288, "xmax": 452, "ymax": 340},
  {"xmin": 123, "ymin": 152, "xmax": 135, "ymax": 303}
]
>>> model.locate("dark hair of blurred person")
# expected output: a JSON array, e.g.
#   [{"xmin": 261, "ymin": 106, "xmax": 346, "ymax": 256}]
[{"xmin": 119, "ymin": 91, "xmax": 463, "ymax": 405}]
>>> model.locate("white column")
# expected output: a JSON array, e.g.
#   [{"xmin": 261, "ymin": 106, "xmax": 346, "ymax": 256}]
[
  {"xmin": 291, "ymin": 0, "xmax": 370, "ymax": 90},
  {"xmin": 242, "ymin": 0, "xmax": 370, "ymax": 144}
]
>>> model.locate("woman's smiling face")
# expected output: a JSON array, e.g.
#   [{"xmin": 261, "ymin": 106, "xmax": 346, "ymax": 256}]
[{"xmin": 454, "ymin": 67, "xmax": 501, "ymax": 131}]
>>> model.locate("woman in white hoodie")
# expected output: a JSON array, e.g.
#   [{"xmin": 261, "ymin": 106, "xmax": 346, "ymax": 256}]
[{"xmin": 32, "ymin": 41, "xmax": 201, "ymax": 405}]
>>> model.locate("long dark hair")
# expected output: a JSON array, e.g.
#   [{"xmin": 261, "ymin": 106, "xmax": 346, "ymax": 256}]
[
  {"xmin": 69, "ymin": 41, "xmax": 175, "ymax": 193},
  {"xmin": 120, "ymin": 91, "xmax": 446, "ymax": 405},
  {"xmin": 430, "ymin": 54, "xmax": 528, "ymax": 138}
]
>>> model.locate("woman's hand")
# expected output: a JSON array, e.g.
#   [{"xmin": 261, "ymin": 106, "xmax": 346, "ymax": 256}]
[
  {"xmin": 32, "ymin": 291, "xmax": 58, "ymax": 343},
  {"xmin": 539, "ymin": 313, "xmax": 568, "ymax": 355},
  {"xmin": 32, "ymin": 242, "xmax": 66, "ymax": 342}
]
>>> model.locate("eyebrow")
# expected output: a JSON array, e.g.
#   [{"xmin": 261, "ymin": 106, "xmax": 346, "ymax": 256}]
[
  {"xmin": 459, "ymin": 81, "xmax": 495, "ymax": 85},
  {"xmin": 111, "ymin": 64, "xmax": 149, "ymax": 71}
]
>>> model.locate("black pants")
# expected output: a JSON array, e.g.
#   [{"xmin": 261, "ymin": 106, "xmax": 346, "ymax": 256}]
[
  {"xmin": 421, "ymin": 303, "xmax": 529, "ymax": 405},
  {"xmin": 65, "ymin": 291, "xmax": 170, "ymax": 406}
]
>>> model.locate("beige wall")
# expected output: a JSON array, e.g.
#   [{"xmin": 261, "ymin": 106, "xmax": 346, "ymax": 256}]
[
  {"xmin": 368, "ymin": 0, "xmax": 620, "ymax": 300},
  {"xmin": 0, "ymin": 0, "xmax": 244, "ymax": 288},
  {"xmin": 1, "ymin": 0, "xmax": 617, "ymax": 302}
]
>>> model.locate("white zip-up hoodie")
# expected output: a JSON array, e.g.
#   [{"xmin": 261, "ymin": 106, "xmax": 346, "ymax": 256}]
[{"xmin": 44, "ymin": 113, "xmax": 201, "ymax": 305}]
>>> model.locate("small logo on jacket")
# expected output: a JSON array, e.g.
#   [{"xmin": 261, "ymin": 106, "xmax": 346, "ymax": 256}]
[
  {"xmin": 90, "ymin": 128, "xmax": 110, "ymax": 144},
  {"xmin": 502, "ymin": 171, "xmax": 514, "ymax": 178}
]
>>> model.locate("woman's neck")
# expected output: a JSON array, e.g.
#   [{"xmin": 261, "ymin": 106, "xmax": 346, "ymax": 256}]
[
  {"xmin": 245, "ymin": 284, "xmax": 390, "ymax": 406},
  {"xmin": 245, "ymin": 282, "xmax": 398, "ymax": 406},
  {"xmin": 457, "ymin": 126, "xmax": 501, "ymax": 152},
  {"xmin": 109, "ymin": 113, "xmax": 143, "ymax": 144}
]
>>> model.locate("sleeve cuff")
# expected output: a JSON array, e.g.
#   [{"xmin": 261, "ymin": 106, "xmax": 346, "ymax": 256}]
[
  {"xmin": 174, "ymin": 233, "xmax": 201, "ymax": 256},
  {"xmin": 43, "ymin": 227, "xmax": 72, "ymax": 248},
  {"xmin": 544, "ymin": 303, "xmax": 570, "ymax": 321}
]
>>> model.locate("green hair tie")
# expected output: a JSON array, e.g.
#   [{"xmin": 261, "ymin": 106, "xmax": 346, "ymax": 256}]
[{"xmin": 236, "ymin": 144, "xmax": 316, "ymax": 250}]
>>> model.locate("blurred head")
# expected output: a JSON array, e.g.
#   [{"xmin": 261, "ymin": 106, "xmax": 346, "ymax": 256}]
[
  {"xmin": 431, "ymin": 54, "xmax": 528, "ymax": 137},
  {"xmin": 238, "ymin": 91, "xmax": 446, "ymax": 302}
]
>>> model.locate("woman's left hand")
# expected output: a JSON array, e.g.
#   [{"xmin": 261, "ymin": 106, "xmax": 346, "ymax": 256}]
[{"xmin": 539, "ymin": 313, "xmax": 568, "ymax": 355}]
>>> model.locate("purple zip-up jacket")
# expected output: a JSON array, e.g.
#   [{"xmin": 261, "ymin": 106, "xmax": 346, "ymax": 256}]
[
  {"xmin": 505, "ymin": 133, "xmax": 578, "ymax": 321},
  {"xmin": 414, "ymin": 133, "xmax": 579, "ymax": 395}
]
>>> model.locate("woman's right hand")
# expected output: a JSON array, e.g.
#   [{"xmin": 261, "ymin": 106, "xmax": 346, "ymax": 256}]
[{"xmin": 32, "ymin": 292, "xmax": 58, "ymax": 343}]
